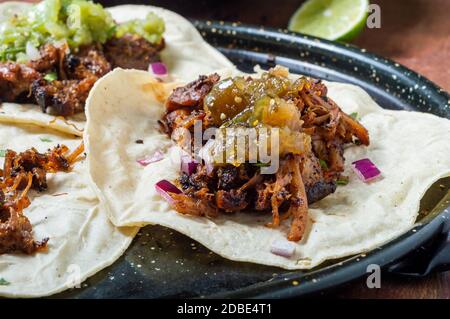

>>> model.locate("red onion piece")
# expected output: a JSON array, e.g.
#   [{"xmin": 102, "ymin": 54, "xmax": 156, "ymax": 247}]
[
  {"xmin": 181, "ymin": 154, "xmax": 198, "ymax": 175},
  {"xmin": 149, "ymin": 62, "xmax": 168, "ymax": 77},
  {"xmin": 155, "ymin": 179, "xmax": 182, "ymax": 205},
  {"xmin": 270, "ymin": 239, "xmax": 296, "ymax": 258},
  {"xmin": 137, "ymin": 150, "xmax": 164, "ymax": 166},
  {"xmin": 351, "ymin": 158, "xmax": 381, "ymax": 182}
]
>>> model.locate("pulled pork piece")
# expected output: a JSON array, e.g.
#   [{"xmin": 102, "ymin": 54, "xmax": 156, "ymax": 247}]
[
  {"xmin": 32, "ymin": 77, "xmax": 98, "ymax": 116},
  {"xmin": 256, "ymin": 163, "xmax": 293, "ymax": 227},
  {"xmin": 161, "ymin": 74, "xmax": 220, "ymax": 136},
  {"xmin": 341, "ymin": 112, "xmax": 370, "ymax": 146},
  {"xmin": 0, "ymin": 63, "xmax": 41, "ymax": 102},
  {"xmin": 1, "ymin": 33, "xmax": 165, "ymax": 116},
  {"xmin": 165, "ymin": 73, "xmax": 220, "ymax": 112},
  {"xmin": 171, "ymin": 192, "xmax": 218, "ymax": 217},
  {"xmin": 64, "ymin": 45, "xmax": 111, "ymax": 80},
  {"xmin": 32, "ymin": 45, "xmax": 111, "ymax": 116},
  {"xmin": 2, "ymin": 144, "xmax": 81, "ymax": 191},
  {"xmin": 285, "ymin": 155, "xmax": 309, "ymax": 242},
  {"xmin": 0, "ymin": 44, "xmax": 66, "ymax": 103},
  {"xmin": 301, "ymin": 152, "xmax": 337, "ymax": 203},
  {"xmin": 104, "ymin": 34, "xmax": 164, "ymax": 70},
  {"xmin": 0, "ymin": 143, "xmax": 84, "ymax": 255},
  {"xmin": 216, "ymin": 189, "xmax": 248, "ymax": 212},
  {"xmin": 0, "ymin": 196, "xmax": 49, "ymax": 255},
  {"xmin": 27, "ymin": 43, "xmax": 62, "ymax": 73}
]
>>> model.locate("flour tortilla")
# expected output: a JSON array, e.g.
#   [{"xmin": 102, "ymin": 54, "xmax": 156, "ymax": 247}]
[
  {"xmin": 0, "ymin": 2, "xmax": 234, "ymax": 137},
  {"xmin": 0, "ymin": 122, "xmax": 137, "ymax": 297},
  {"xmin": 85, "ymin": 68, "xmax": 450, "ymax": 270}
]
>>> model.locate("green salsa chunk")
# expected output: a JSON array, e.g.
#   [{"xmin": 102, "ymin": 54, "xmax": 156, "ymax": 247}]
[
  {"xmin": 203, "ymin": 67, "xmax": 313, "ymax": 161},
  {"xmin": 205, "ymin": 69, "xmax": 305, "ymax": 127},
  {"xmin": 115, "ymin": 12, "xmax": 165, "ymax": 44},
  {"xmin": 0, "ymin": 0, "xmax": 165, "ymax": 62}
]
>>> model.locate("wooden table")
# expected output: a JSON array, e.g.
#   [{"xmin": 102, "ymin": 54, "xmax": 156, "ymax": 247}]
[
  {"xmin": 121, "ymin": 0, "xmax": 449, "ymax": 92},
  {"xmin": 4, "ymin": 0, "xmax": 450, "ymax": 299}
]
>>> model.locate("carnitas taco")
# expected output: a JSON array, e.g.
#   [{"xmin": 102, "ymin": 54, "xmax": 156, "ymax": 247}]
[
  {"xmin": 85, "ymin": 67, "xmax": 450, "ymax": 269},
  {"xmin": 0, "ymin": 1, "xmax": 233, "ymax": 135},
  {"xmin": 0, "ymin": 121, "xmax": 136, "ymax": 297},
  {"xmin": 159, "ymin": 66, "xmax": 370, "ymax": 242},
  {"xmin": 0, "ymin": 0, "xmax": 232, "ymax": 297}
]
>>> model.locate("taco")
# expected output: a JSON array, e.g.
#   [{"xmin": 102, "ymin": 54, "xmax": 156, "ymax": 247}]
[
  {"xmin": 0, "ymin": 1, "xmax": 233, "ymax": 135},
  {"xmin": 84, "ymin": 67, "xmax": 450, "ymax": 269},
  {"xmin": 0, "ymin": 121, "xmax": 137, "ymax": 297},
  {"xmin": 0, "ymin": 0, "xmax": 232, "ymax": 297}
]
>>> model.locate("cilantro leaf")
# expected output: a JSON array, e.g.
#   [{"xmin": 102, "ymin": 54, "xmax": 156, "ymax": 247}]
[
  {"xmin": 40, "ymin": 137, "xmax": 52, "ymax": 142},
  {"xmin": 253, "ymin": 162, "xmax": 270, "ymax": 168},
  {"xmin": 350, "ymin": 112, "xmax": 359, "ymax": 120},
  {"xmin": 0, "ymin": 278, "xmax": 10, "ymax": 286},
  {"xmin": 44, "ymin": 72, "xmax": 58, "ymax": 82},
  {"xmin": 319, "ymin": 159, "xmax": 328, "ymax": 170}
]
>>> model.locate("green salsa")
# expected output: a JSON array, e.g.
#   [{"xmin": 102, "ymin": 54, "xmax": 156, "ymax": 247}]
[
  {"xmin": 116, "ymin": 12, "xmax": 165, "ymax": 44},
  {"xmin": 203, "ymin": 67, "xmax": 314, "ymax": 162},
  {"xmin": 204, "ymin": 68, "xmax": 308, "ymax": 129},
  {"xmin": 0, "ymin": 0, "xmax": 165, "ymax": 62}
]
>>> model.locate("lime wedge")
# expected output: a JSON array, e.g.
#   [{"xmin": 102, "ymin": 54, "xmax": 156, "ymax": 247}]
[{"xmin": 288, "ymin": 0, "xmax": 369, "ymax": 41}]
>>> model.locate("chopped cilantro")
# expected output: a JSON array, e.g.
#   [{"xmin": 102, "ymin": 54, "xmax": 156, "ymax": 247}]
[
  {"xmin": 0, "ymin": 278, "xmax": 10, "ymax": 286},
  {"xmin": 350, "ymin": 112, "xmax": 359, "ymax": 120},
  {"xmin": 44, "ymin": 72, "xmax": 58, "ymax": 82},
  {"xmin": 319, "ymin": 159, "xmax": 328, "ymax": 170},
  {"xmin": 254, "ymin": 162, "xmax": 270, "ymax": 167},
  {"xmin": 40, "ymin": 137, "xmax": 52, "ymax": 143},
  {"xmin": 336, "ymin": 178, "xmax": 349, "ymax": 186}
]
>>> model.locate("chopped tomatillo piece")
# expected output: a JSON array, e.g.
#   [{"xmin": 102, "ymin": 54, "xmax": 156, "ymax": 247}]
[
  {"xmin": 116, "ymin": 12, "xmax": 165, "ymax": 45},
  {"xmin": 43, "ymin": 72, "xmax": 58, "ymax": 82},
  {"xmin": 0, "ymin": 0, "xmax": 165, "ymax": 62}
]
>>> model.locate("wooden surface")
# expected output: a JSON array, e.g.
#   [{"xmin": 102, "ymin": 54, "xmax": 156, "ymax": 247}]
[{"xmin": 4, "ymin": 0, "xmax": 450, "ymax": 299}]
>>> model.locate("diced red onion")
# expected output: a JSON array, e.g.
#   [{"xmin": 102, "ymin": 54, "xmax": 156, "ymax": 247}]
[
  {"xmin": 149, "ymin": 62, "xmax": 168, "ymax": 77},
  {"xmin": 26, "ymin": 42, "xmax": 41, "ymax": 61},
  {"xmin": 181, "ymin": 154, "xmax": 198, "ymax": 175},
  {"xmin": 270, "ymin": 239, "xmax": 296, "ymax": 258},
  {"xmin": 351, "ymin": 158, "xmax": 381, "ymax": 182},
  {"xmin": 155, "ymin": 179, "xmax": 182, "ymax": 205},
  {"xmin": 137, "ymin": 150, "xmax": 164, "ymax": 166}
]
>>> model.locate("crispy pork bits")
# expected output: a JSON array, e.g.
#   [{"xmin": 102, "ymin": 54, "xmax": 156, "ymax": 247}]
[
  {"xmin": 160, "ymin": 67, "xmax": 369, "ymax": 241},
  {"xmin": 0, "ymin": 36, "xmax": 165, "ymax": 116},
  {"xmin": 104, "ymin": 34, "xmax": 165, "ymax": 70},
  {"xmin": 0, "ymin": 144, "xmax": 84, "ymax": 255}
]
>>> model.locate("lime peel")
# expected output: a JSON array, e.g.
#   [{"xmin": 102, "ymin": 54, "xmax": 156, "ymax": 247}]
[{"xmin": 288, "ymin": 0, "xmax": 369, "ymax": 41}]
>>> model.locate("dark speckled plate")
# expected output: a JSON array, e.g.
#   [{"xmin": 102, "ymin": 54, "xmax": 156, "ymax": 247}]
[{"xmin": 58, "ymin": 21, "xmax": 450, "ymax": 299}]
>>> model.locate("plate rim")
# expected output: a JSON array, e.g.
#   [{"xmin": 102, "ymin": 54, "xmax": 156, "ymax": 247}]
[{"xmin": 192, "ymin": 19, "xmax": 450, "ymax": 298}]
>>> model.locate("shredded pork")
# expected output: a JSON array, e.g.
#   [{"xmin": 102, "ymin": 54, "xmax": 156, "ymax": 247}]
[
  {"xmin": 161, "ymin": 69, "xmax": 370, "ymax": 242},
  {"xmin": 0, "ymin": 143, "xmax": 84, "ymax": 254},
  {"xmin": 0, "ymin": 35, "xmax": 165, "ymax": 116}
]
